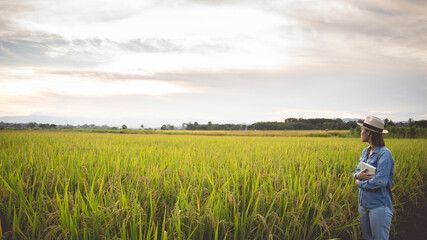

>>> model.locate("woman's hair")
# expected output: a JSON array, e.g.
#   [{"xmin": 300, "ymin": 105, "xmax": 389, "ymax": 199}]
[{"xmin": 367, "ymin": 129, "xmax": 386, "ymax": 147}]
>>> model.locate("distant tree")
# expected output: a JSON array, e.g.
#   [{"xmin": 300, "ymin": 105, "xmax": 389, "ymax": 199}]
[
  {"xmin": 49, "ymin": 124, "xmax": 57, "ymax": 129},
  {"xmin": 347, "ymin": 121, "xmax": 357, "ymax": 129},
  {"xmin": 414, "ymin": 120, "xmax": 427, "ymax": 128},
  {"xmin": 39, "ymin": 123, "xmax": 50, "ymax": 129},
  {"xmin": 28, "ymin": 122, "xmax": 37, "ymax": 129},
  {"xmin": 185, "ymin": 122, "xmax": 194, "ymax": 130},
  {"xmin": 285, "ymin": 118, "xmax": 298, "ymax": 123},
  {"xmin": 409, "ymin": 126, "xmax": 416, "ymax": 138},
  {"xmin": 160, "ymin": 124, "xmax": 174, "ymax": 130},
  {"xmin": 122, "ymin": 124, "xmax": 127, "ymax": 130},
  {"xmin": 140, "ymin": 124, "xmax": 144, "ymax": 129},
  {"xmin": 384, "ymin": 118, "xmax": 390, "ymax": 127},
  {"xmin": 408, "ymin": 118, "xmax": 414, "ymax": 127},
  {"xmin": 383, "ymin": 118, "xmax": 394, "ymax": 128}
]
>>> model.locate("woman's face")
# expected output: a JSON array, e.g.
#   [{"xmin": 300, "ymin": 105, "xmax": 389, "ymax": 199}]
[{"xmin": 361, "ymin": 127, "xmax": 369, "ymax": 142}]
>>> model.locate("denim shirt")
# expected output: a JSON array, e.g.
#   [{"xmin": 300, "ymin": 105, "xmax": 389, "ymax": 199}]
[{"xmin": 353, "ymin": 146, "xmax": 394, "ymax": 210}]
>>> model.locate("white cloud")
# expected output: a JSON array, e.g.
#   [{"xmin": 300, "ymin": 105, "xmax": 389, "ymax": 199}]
[
  {"xmin": 24, "ymin": 2, "xmax": 284, "ymax": 40},
  {"xmin": 8, "ymin": 0, "xmax": 295, "ymax": 72},
  {"xmin": 0, "ymin": 77, "xmax": 188, "ymax": 99}
]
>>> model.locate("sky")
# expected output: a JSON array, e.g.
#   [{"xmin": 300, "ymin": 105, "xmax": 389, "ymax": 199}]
[{"xmin": 1, "ymin": 0, "xmax": 426, "ymax": 128}]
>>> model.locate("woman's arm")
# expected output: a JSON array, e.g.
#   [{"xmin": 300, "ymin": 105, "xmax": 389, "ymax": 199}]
[
  {"xmin": 357, "ymin": 150, "xmax": 393, "ymax": 190},
  {"xmin": 353, "ymin": 148, "xmax": 373, "ymax": 180}
]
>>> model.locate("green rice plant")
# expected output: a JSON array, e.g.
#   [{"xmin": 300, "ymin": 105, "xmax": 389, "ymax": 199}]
[{"xmin": 0, "ymin": 132, "xmax": 425, "ymax": 239}]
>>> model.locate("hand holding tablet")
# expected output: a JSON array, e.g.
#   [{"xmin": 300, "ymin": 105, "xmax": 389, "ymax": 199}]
[{"xmin": 361, "ymin": 162, "xmax": 377, "ymax": 177}]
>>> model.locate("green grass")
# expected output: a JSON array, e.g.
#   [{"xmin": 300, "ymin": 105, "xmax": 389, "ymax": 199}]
[{"xmin": 0, "ymin": 132, "xmax": 425, "ymax": 239}]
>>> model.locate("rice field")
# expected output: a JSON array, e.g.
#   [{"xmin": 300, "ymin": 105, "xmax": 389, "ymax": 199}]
[{"xmin": 0, "ymin": 131, "xmax": 426, "ymax": 239}]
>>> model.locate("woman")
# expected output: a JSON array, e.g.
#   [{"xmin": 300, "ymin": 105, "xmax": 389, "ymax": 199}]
[{"xmin": 353, "ymin": 116, "xmax": 394, "ymax": 240}]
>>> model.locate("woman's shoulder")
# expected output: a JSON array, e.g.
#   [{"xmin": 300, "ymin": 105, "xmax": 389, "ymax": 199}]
[
  {"xmin": 378, "ymin": 146, "xmax": 394, "ymax": 159},
  {"xmin": 379, "ymin": 146, "xmax": 392, "ymax": 154}
]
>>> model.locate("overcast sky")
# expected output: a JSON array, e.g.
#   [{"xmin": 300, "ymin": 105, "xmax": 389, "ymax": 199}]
[{"xmin": 1, "ymin": 0, "xmax": 426, "ymax": 128}]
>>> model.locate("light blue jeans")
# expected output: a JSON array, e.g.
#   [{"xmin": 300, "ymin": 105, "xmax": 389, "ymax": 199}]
[{"xmin": 358, "ymin": 205, "xmax": 393, "ymax": 240}]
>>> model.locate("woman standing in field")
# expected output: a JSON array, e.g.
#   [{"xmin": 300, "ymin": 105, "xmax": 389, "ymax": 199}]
[{"xmin": 354, "ymin": 116, "xmax": 394, "ymax": 240}]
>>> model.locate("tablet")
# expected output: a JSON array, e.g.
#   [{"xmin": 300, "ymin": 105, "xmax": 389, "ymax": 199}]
[{"xmin": 361, "ymin": 162, "xmax": 376, "ymax": 176}]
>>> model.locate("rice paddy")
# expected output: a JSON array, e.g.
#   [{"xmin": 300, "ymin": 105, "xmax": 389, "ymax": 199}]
[{"xmin": 0, "ymin": 131, "xmax": 426, "ymax": 239}]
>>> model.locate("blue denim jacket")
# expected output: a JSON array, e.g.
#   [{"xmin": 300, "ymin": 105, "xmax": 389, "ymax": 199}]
[{"xmin": 353, "ymin": 146, "xmax": 394, "ymax": 210}]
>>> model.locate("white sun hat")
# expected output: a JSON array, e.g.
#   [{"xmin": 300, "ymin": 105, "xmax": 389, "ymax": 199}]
[{"xmin": 357, "ymin": 116, "xmax": 389, "ymax": 134}]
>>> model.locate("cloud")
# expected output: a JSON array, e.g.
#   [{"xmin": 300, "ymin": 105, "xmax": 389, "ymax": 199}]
[
  {"xmin": 1, "ymin": 0, "xmax": 289, "ymax": 71},
  {"xmin": 0, "ymin": 78, "xmax": 188, "ymax": 100},
  {"xmin": 0, "ymin": 0, "xmax": 34, "ymax": 33},
  {"xmin": 119, "ymin": 38, "xmax": 183, "ymax": 52},
  {"xmin": 418, "ymin": 114, "xmax": 427, "ymax": 120},
  {"xmin": 261, "ymin": 0, "xmax": 427, "ymax": 67},
  {"xmin": 0, "ymin": 36, "xmax": 89, "ymax": 67},
  {"xmin": 0, "ymin": 35, "xmax": 190, "ymax": 68}
]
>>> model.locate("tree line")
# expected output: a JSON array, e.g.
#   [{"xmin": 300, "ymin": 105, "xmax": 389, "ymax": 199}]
[
  {"xmin": 181, "ymin": 118, "xmax": 427, "ymax": 131},
  {"xmin": 1, "ymin": 118, "xmax": 426, "ymax": 132}
]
